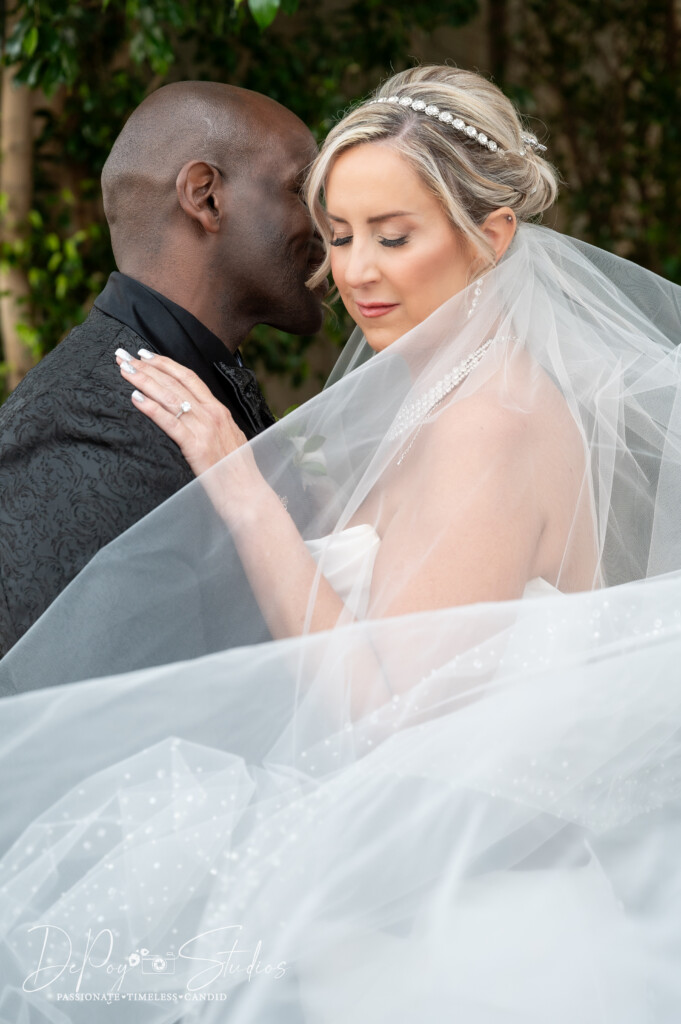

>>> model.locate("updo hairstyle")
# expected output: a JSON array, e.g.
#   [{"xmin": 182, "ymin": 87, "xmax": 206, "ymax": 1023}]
[{"xmin": 306, "ymin": 65, "xmax": 559, "ymax": 288}]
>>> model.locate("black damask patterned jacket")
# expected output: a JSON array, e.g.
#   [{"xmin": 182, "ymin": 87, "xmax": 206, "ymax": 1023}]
[{"xmin": 0, "ymin": 284, "xmax": 275, "ymax": 663}]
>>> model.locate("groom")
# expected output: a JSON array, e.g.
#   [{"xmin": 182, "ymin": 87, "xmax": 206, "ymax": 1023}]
[{"xmin": 0, "ymin": 81, "xmax": 324, "ymax": 662}]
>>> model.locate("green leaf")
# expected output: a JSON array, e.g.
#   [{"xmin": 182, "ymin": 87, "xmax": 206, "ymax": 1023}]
[
  {"xmin": 248, "ymin": 0, "xmax": 280, "ymax": 29},
  {"xmin": 55, "ymin": 273, "xmax": 69, "ymax": 300},
  {"xmin": 303, "ymin": 434, "xmax": 325, "ymax": 453},
  {"xmin": 22, "ymin": 27, "xmax": 39, "ymax": 58}
]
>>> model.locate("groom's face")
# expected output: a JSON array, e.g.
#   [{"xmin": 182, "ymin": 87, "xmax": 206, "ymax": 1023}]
[{"xmin": 226, "ymin": 116, "xmax": 326, "ymax": 335}]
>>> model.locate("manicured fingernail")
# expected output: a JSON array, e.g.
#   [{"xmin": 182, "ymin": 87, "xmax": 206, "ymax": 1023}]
[
  {"xmin": 138, "ymin": 349, "xmax": 155, "ymax": 360},
  {"xmin": 115, "ymin": 348, "xmax": 133, "ymax": 361},
  {"xmin": 121, "ymin": 361, "xmax": 136, "ymax": 374},
  {"xmin": 131, "ymin": 389, "xmax": 146, "ymax": 402}
]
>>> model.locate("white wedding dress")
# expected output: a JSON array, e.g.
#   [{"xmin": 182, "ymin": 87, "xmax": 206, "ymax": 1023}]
[
  {"xmin": 299, "ymin": 528, "xmax": 648, "ymax": 1024},
  {"xmin": 2, "ymin": 527, "xmax": 669, "ymax": 1023}
]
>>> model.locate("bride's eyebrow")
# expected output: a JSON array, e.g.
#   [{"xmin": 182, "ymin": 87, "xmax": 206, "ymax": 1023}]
[
  {"xmin": 327, "ymin": 211, "xmax": 414, "ymax": 224},
  {"xmin": 367, "ymin": 211, "xmax": 413, "ymax": 223}
]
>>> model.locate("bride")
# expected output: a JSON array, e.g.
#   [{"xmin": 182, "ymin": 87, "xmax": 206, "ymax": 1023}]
[{"xmin": 2, "ymin": 65, "xmax": 681, "ymax": 1022}]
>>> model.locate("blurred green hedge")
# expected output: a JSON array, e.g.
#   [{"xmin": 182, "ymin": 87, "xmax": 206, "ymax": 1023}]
[{"xmin": 1, "ymin": 0, "xmax": 679, "ymax": 409}]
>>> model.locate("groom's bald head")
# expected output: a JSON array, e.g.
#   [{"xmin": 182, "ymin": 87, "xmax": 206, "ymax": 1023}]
[
  {"xmin": 102, "ymin": 81, "xmax": 308, "ymax": 262},
  {"xmin": 100, "ymin": 81, "xmax": 324, "ymax": 342}
]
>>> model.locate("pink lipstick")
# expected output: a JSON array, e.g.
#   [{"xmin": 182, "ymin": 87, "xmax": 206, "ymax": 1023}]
[{"xmin": 356, "ymin": 302, "xmax": 399, "ymax": 319}]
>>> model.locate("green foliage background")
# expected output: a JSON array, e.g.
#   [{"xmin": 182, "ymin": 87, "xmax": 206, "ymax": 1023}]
[
  {"xmin": 0, "ymin": 0, "xmax": 476, "ymax": 406},
  {"xmin": 1, "ymin": 0, "xmax": 679, "ymax": 407}
]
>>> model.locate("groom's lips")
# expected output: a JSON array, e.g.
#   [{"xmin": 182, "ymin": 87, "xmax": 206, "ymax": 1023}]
[{"xmin": 356, "ymin": 302, "xmax": 399, "ymax": 319}]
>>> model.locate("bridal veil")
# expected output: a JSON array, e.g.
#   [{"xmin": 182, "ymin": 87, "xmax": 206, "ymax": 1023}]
[{"xmin": 1, "ymin": 224, "xmax": 681, "ymax": 1020}]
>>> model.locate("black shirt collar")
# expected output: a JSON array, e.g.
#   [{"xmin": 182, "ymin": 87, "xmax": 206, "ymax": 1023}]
[{"xmin": 94, "ymin": 272, "xmax": 275, "ymax": 438}]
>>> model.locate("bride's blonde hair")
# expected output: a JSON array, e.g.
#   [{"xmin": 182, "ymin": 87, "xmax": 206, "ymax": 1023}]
[{"xmin": 306, "ymin": 65, "xmax": 559, "ymax": 288}]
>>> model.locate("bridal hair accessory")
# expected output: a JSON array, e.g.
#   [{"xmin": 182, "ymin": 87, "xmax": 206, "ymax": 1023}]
[
  {"xmin": 175, "ymin": 401, "xmax": 192, "ymax": 419},
  {"xmin": 373, "ymin": 97, "xmax": 547, "ymax": 158},
  {"xmin": 389, "ymin": 336, "xmax": 500, "ymax": 465},
  {"xmin": 375, "ymin": 96, "xmax": 503, "ymax": 153},
  {"xmin": 520, "ymin": 132, "xmax": 548, "ymax": 155}
]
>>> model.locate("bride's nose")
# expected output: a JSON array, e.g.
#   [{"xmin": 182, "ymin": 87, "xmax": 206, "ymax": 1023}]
[{"xmin": 342, "ymin": 239, "xmax": 381, "ymax": 289}]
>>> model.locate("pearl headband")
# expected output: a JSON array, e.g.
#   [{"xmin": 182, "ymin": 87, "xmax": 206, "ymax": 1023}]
[{"xmin": 372, "ymin": 95, "xmax": 547, "ymax": 158}]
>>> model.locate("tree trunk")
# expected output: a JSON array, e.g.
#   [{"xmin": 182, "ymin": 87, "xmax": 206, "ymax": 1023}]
[{"xmin": 0, "ymin": 66, "xmax": 34, "ymax": 391}]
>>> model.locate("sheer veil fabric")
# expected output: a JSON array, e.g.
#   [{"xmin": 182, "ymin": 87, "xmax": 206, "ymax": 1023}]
[{"xmin": 2, "ymin": 225, "xmax": 681, "ymax": 1021}]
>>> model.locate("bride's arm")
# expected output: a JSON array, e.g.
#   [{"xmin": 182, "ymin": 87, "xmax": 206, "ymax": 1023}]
[
  {"xmin": 117, "ymin": 354, "xmax": 546, "ymax": 633},
  {"xmin": 117, "ymin": 353, "xmax": 350, "ymax": 638}
]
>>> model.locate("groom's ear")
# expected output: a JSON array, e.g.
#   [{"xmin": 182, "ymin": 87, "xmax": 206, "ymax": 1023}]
[{"xmin": 176, "ymin": 161, "xmax": 224, "ymax": 234}]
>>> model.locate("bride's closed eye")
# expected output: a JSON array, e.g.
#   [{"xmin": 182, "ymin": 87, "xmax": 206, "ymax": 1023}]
[
  {"xmin": 330, "ymin": 235, "xmax": 409, "ymax": 248},
  {"xmin": 379, "ymin": 235, "xmax": 408, "ymax": 248}
]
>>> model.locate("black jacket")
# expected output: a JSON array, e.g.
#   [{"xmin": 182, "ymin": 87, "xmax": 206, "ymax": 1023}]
[{"xmin": 0, "ymin": 275, "xmax": 275, "ymax": 661}]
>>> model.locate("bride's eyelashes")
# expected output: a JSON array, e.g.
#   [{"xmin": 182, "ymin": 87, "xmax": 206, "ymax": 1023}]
[{"xmin": 329, "ymin": 235, "xmax": 409, "ymax": 248}]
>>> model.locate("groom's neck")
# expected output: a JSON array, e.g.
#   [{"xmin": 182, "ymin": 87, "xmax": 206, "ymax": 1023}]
[{"xmin": 118, "ymin": 264, "xmax": 251, "ymax": 354}]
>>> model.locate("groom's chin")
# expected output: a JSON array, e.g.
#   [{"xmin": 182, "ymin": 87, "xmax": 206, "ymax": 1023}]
[{"xmin": 290, "ymin": 293, "xmax": 326, "ymax": 335}]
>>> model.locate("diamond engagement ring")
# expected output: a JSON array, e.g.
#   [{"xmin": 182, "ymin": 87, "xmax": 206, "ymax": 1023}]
[{"xmin": 175, "ymin": 401, "xmax": 192, "ymax": 419}]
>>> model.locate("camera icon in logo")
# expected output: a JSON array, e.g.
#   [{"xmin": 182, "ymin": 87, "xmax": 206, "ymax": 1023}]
[{"xmin": 141, "ymin": 953, "xmax": 176, "ymax": 975}]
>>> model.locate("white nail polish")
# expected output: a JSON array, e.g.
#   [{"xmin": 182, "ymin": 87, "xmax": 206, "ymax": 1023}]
[
  {"xmin": 132, "ymin": 389, "xmax": 146, "ymax": 402},
  {"xmin": 138, "ymin": 349, "xmax": 155, "ymax": 360},
  {"xmin": 115, "ymin": 347, "xmax": 133, "ymax": 361},
  {"xmin": 121, "ymin": 361, "xmax": 136, "ymax": 374}
]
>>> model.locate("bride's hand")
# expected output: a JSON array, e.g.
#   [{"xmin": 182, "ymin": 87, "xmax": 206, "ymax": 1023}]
[{"xmin": 116, "ymin": 350, "xmax": 248, "ymax": 476}]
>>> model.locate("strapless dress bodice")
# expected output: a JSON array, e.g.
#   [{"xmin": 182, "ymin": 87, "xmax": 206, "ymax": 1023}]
[
  {"xmin": 305, "ymin": 524, "xmax": 382, "ymax": 618},
  {"xmin": 305, "ymin": 524, "xmax": 559, "ymax": 617}
]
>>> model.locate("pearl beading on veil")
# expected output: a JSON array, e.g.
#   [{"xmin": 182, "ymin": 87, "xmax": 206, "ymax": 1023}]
[{"xmin": 389, "ymin": 337, "xmax": 498, "ymax": 465}]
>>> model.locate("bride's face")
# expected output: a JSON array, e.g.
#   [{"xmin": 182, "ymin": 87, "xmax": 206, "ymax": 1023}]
[{"xmin": 325, "ymin": 142, "xmax": 473, "ymax": 351}]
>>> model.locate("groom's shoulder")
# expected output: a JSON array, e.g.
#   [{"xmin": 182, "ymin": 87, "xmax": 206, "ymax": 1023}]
[
  {"xmin": 0, "ymin": 302, "xmax": 192, "ymax": 495},
  {"xmin": 29, "ymin": 306, "xmax": 140, "ymax": 389},
  {"xmin": 0, "ymin": 307, "xmax": 142, "ymax": 422}
]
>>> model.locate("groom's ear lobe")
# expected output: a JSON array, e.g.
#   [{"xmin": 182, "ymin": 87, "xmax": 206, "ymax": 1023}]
[{"xmin": 176, "ymin": 161, "xmax": 224, "ymax": 234}]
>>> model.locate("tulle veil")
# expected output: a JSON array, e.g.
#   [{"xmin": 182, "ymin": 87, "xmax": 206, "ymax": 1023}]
[{"xmin": 2, "ymin": 224, "xmax": 681, "ymax": 1021}]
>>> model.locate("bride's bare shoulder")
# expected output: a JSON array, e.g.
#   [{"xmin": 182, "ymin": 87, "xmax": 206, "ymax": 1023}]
[
  {"xmin": 426, "ymin": 382, "xmax": 536, "ymax": 465},
  {"xmin": 422, "ymin": 350, "xmax": 581, "ymax": 482}
]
